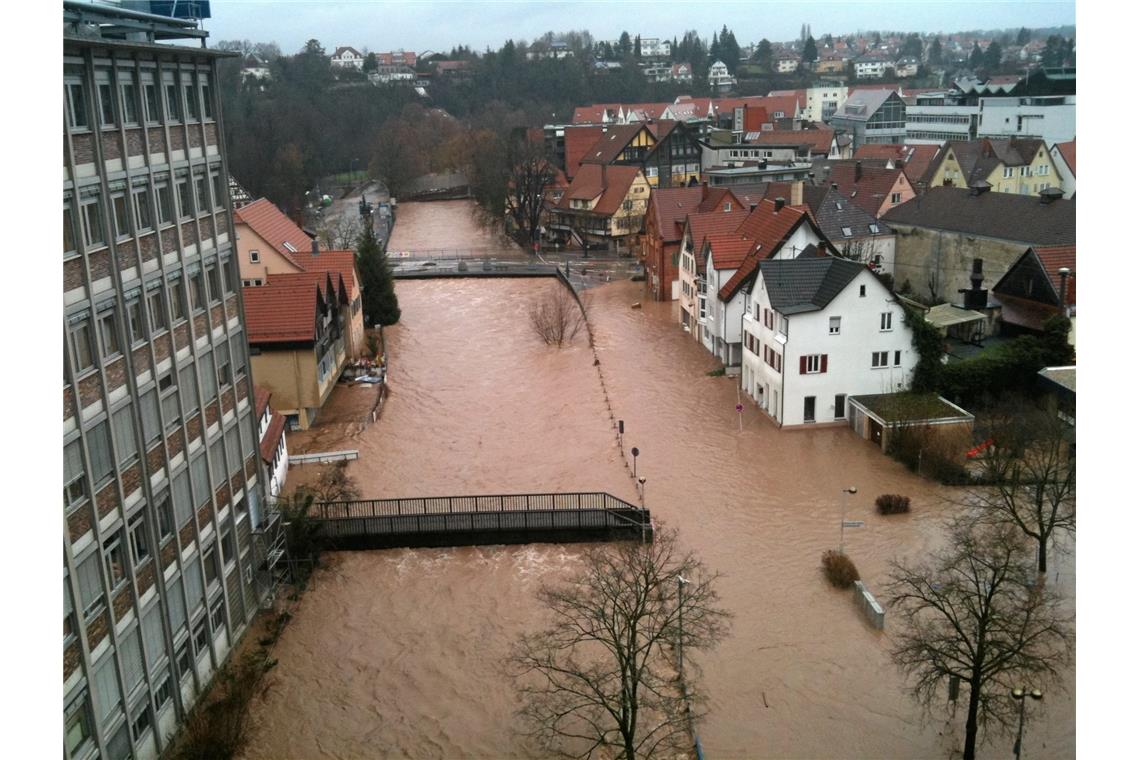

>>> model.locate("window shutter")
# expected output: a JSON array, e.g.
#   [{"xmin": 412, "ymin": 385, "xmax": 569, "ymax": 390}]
[
  {"xmin": 799, "ymin": 356, "xmax": 807, "ymax": 374},
  {"xmin": 821, "ymin": 354, "xmax": 828, "ymax": 373}
]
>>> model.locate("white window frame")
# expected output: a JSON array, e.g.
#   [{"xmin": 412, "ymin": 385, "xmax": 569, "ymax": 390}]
[
  {"xmin": 871, "ymin": 350, "xmax": 888, "ymax": 368},
  {"xmin": 829, "ymin": 316, "xmax": 841, "ymax": 335},
  {"xmin": 880, "ymin": 312, "xmax": 893, "ymax": 331},
  {"xmin": 805, "ymin": 354, "xmax": 822, "ymax": 373}
]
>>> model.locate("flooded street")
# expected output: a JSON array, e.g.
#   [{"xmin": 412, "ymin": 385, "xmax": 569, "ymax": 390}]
[{"xmin": 244, "ymin": 202, "xmax": 1074, "ymax": 759}]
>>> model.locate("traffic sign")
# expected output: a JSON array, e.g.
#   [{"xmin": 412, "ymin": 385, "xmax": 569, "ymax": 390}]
[{"xmin": 842, "ymin": 520, "xmax": 865, "ymax": 528}]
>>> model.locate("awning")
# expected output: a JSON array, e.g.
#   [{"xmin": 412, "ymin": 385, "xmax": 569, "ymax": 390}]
[{"xmin": 925, "ymin": 303, "xmax": 986, "ymax": 329}]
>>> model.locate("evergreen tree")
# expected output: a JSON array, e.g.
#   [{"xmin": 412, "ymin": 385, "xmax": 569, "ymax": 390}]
[
  {"xmin": 634, "ymin": 35, "xmax": 641, "ymax": 59},
  {"xmin": 752, "ymin": 38, "xmax": 773, "ymax": 71},
  {"xmin": 872, "ymin": 31, "xmax": 882, "ymax": 46},
  {"xmin": 802, "ymin": 35, "xmax": 818, "ymax": 63},
  {"xmin": 357, "ymin": 222, "xmax": 400, "ymax": 327},
  {"xmin": 618, "ymin": 31, "xmax": 632, "ymax": 58},
  {"xmin": 709, "ymin": 29, "xmax": 720, "ymax": 64},
  {"xmin": 927, "ymin": 37, "xmax": 943, "ymax": 65},
  {"xmin": 720, "ymin": 26, "xmax": 741, "ymax": 72},
  {"xmin": 902, "ymin": 33, "xmax": 923, "ymax": 58},
  {"xmin": 968, "ymin": 41, "xmax": 984, "ymax": 69},
  {"xmin": 1016, "ymin": 27, "xmax": 1031, "ymax": 46},
  {"xmin": 363, "ymin": 52, "xmax": 377, "ymax": 73},
  {"xmin": 983, "ymin": 39, "xmax": 1003, "ymax": 70}
]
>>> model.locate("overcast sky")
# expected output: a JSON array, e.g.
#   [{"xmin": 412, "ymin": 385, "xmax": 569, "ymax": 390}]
[{"xmin": 202, "ymin": 1, "xmax": 1076, "ymax": 55}]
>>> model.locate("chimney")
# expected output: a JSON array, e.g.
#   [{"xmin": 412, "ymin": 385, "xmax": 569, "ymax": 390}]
[
  {"xmin": 774, "ymin": 197, "xmax": 786, "ymax": 213},
  {"xmin": 749, "ymin": 203, "xmax": 758, "ymax": 212},
  {"xmin": 854, "ymin": 160, "xmax": 862, "ymax": 182},
  {"xmin": 831, "ymin": 182, "xmax": 838, "ymax": 190},
  {"xmin": 959, "ymin": 258, "xmax": 988, "ymax": 309},
  {"xmin": 701, "ymin": 181, "xmax": 709, "ymax": 201},
  {"xmin": 969, "ymin": 180, "xmax": 992, "ymax": 196},
  {"xmin": 1038, "ymin": 186, "xmax": 1063, "ymax": 204},
  {"xmin": 312, "ymin": 237, "xmax": 320, "ymax": 256},
  {"xmin": 1057, "ymin": 267, "xmax": 1071, "ymax": 317},
  {"xmin": 601, "ymin": 163, "xmax": 607, "ymax": 187},
  {"xmin": 790, "ymin": 180, "xmax": 804, "ymax": 208}
]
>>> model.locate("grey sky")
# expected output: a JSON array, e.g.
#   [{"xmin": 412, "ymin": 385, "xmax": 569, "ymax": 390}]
[{"xmin": 203, "ymin": 1, "xmax": 1075, "ymax": 55}]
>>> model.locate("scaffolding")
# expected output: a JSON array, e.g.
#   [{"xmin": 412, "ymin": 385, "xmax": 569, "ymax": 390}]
[{"xmin": 251, "ymin": 499, "xmax": 289, "ymax": 608}]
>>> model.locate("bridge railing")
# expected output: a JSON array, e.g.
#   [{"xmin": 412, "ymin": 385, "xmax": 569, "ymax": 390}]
[{"xmin": 316, "ymin": 492, "xmax": 642, "ymax": 519}]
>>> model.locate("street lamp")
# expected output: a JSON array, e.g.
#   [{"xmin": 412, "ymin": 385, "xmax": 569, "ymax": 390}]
[
  {"xmin": 1011, "ymin": 687, "xmax": 1043, "ymax": 760},
  {"xmin": 676, "ymin": 575, "xmax": 690, "ymax": 680},
  {"xmin": 840, "ymin": 486, "xmax": 858, "ymax": 554}
]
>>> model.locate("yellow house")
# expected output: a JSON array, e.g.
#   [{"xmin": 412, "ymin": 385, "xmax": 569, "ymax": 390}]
[
  {"xmin": 233, "ymin": 198, "xmax": 366, "ymax": 358},
  {"xmin": 577, "ymin": 122, "xmax": 702, "ymax": 189},
  {"xmin": 928, "ymin": 138, "xmax": 1061, "ymax": 196},
  {"xmin": 552, "ymin": 164, "xmax": 650, "ymax": 252},
  {"xmin": 242, "ymin": 271, "xmax": 351, "ymax": 430}
]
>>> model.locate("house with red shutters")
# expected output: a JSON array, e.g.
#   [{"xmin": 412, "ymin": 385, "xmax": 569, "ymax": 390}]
[{"xmin": 741, "ymin": 256, "xmax": 917, "ymax": 427}]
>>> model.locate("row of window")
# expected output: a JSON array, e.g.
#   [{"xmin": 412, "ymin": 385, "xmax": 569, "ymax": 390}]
[
  {"xmin": 66, "ymin": 259, "xmax": 236, "ymax": 378},
  {"xmin": 64, "ymin": 169, "xmax": 225, "ymax": 254},
  {"xmin": 65, "ymin": 65, "xmax": 214, "ymax": 132},
  {"xmin": 1002, "ymin": 165, "xmax": 1050, "ymax": 178}
]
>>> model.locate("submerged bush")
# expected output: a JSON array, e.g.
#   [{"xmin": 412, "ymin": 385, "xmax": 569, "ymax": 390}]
[
  {"xmin": 876, "ymin": 494, "xmax": 912, "ymax": 515},
  {"xmin": 822, "ymin": 550, "xmax": 860, "ymax": 589}
]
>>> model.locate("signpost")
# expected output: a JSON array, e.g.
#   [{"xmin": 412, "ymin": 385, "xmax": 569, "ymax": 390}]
[{"xmin": 840, "ymin": 487, "xmax": 859, "ymax": 553}]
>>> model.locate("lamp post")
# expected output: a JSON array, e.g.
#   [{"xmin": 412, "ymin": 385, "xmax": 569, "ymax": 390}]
[
  {"xmin": 840, "ymin": 486, "xmax": 858, "ymax": 554},
  {"xmin": 1012, "ymin": 687, "xmax": 1043, "ymax": 760},
  {"xmin": 631, "ymin": 447, "xmax": 640, "ymax": 479},
  {"xmin": 676, "ymin": 575, "xmax": 690, "ymax": 680}
]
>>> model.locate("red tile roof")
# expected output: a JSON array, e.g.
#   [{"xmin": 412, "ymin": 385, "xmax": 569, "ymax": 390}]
[
  {"xmin": 242, "ymin": 271, "xmax": 346, "ymax": 344},
  {"xmin": 556, "ymin": 164, "xmax": 643, "ymax": 216},
  {"xmin": 259, "ymin": 412, "xmax": 287, "ymax": 464},
  {"xmin": 747, "ymin": 128, "xmax": 834, "ymax": 155},
  {"xmin": 1054, "ymin": 139, "xmax": 1076, "ymax": 176},
  {"xmin": 696, "ymin": 188, "xmax": 742, "ymax": 214},
  {"xmin": 307, "ymin": 250, "xmax": 360, "ymax": 300},
  {"xmin": 827, "ymin": 162, "xmax": 913, "ymax": 216},
  {"xmin": 706, "ymin": 233, "xmax": 760, "ymax": 271},
  {"xmin": 854, "ymin": 144, "xmax": 907, "ymax": 161},
  {"xmin": 233, "ymin": 198, "xmax": 315, "ymax": 268},
  {"xmin": 254, "ymin": 385, "xmax": 272, "ymax": 419},
  {"xmin": 686, "ymin": 209, "xmax": 751, "ymax": 274},
  {"xmin": 647, "ymin": 186, "xmax": 705, "ymax": 243},
  {"xmin": 563, "ymin": 126, "xmax": 605, "ymax": 178},
  {"xmin": 719, "ymin": 200, "xmax": 818, "ymax": 300},
  {"xmin": 1033, "ymin": 245, "xmax": 1076, "ymax": 305},
  {"xmin": 580, "ymin": 124, "xmax": 651, "ymax": 165},
  {"xmin": 572, "ymin": 104, "xmax": 620, "ymax": 124},
  {"xmin": 901, "ymin": 144, "xmax": 942, "ymax": 186}
]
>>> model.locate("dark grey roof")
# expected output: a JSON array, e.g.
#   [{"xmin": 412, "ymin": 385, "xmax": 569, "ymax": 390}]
[
  {"xmin": 804, "ymin": 187, "xmax": 892, "ymax": 241},
  {"xmin": 758, "ymin": 256, "xmax": 868, "ymax": 314},
  {"xmin": 882, "ymin": 187, "xmax": 1075, "ymax": 246}
]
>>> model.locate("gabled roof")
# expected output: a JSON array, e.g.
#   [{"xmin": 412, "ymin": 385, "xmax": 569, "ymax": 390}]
[
  {"xmin": 718, "ymin": 200, "xmax": 829, "ymax": 300},
  {"xmin": 647, "ymin": 186, "xmax": 705, "ymax": 243},
  {"xmin": 233, "ymin": 198, "xmax": 314, "ymax": 269},
  {"xmin": 803, "ymin": 186, "xmax": 892, "ymax": 242},
  {"xmin": 242, "ymin": 271, "xmax": 347, "ymax": 344},
  {"xmin": 686, "ymin": 208, "xmax": 751, "ymax": 274},
  {"xmin": 1053, "ymin": 139, "xmax": 1076, "ymax": 176},
  {"xmin": 993, "ymin": 245, "xmax": 1077, "ymax": 307},
  {"xmin": 835, "ymin": 89, "xmax": 896, "ymax": 122},
  {"xmin": 254, "ymin": 386, "xmax": 272, "ymax": 419},
  {"xmin": 854, "ymin": 144, "xmax": 907, "ymax": 162},
  {"xmin": 705, "ymin": 233, "xmax": 760, "ymax": 271},
  {"xmin": 307, "ymin": 250, "xmax": 360, "ymax": 300},
  {"xmin": 1033, "ymin": 245, "xmax": 1076, "ymax": 304},
  {"xmin": 563, "ymin": 126, "xmax": 606, "ymax": 178},
  {"xmin": 581, "ymin": 124, "xmax": 651, "ymax": 165},
  {"xmin": 902, "ymin": 144, "xmax": 942, "ymax": 186},
  {"xmin": 757, "ymin": 257, "xmax": 869, "ymax": 315},
  {"xmin": 827, "ymin": 162, "xmax": 913, "ymax": 216},
  {"xmin": 333, "ymin": 46, "xmax": 363, "ymax": 59},
  {"xmin": 942, "ymin": 138, "xmax": 1046, "ymax": 185},
  {"xmin": 556, "ymin": 164, "xmax": 643, "ymax": 216},
  {"xmin": 259, "ymin": 412, "xmax": 287, "ymax": 464},
  {"xmin": 882, "ymin": 187, "xmax": 1076, "ymax": 246},
  {"xmin": 746, "ymin": 128, "xmax": 834, "ymax": 155}
]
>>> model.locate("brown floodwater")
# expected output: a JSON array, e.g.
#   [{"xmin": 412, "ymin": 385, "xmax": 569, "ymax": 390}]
[{"xmin": 243, "ymin": 203, "xmax": 1074, "ymax": 760}]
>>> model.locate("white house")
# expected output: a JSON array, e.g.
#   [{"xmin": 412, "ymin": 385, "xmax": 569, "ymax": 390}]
[
  {"xmin": 255, "ymin": 387, "xmax": 289, "ymax": 502},
  {"xmin": 700, "ymin": 199, "xmax": 834, "ymax": 371},
  {"xmin": 331, "ymin": 45, "xmax": 365, "ymax": 69},
  {"xmin": 854, "ymin": 55, "xmax": 891, "ymax": 79},
  {"xmin": 708, "ymin": 59, "xmax": 736, "ymax": 91},
  {"xmin": 741, "ymin": 257, "xmax": 916, "ymax": 427},
  {"xmin": 775, "ymin": 55, "xmax": 800, "ymax": 73},
  {"xmin": 1049, "ymin": 140, "xmax": 1075, "ymax": 198}
]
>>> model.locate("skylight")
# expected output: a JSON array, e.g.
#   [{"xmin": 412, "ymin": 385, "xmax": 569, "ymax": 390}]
[
  {"xmin": 841, "ymin": 227, "xmax": 853, "ymax": 237},
  {"xmin": 283, "ymin": 241, "xmax": 298, "ymax": 253}
]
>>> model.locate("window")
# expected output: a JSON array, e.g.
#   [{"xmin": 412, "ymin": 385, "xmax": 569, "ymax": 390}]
[
  {"xmin": 64, "ymin": 206, "xmax": 77, "ymax": 254},
  {"xmin": 154, "ymin": 671, "xmax": 173, "ymax": 710},
  {"xmin": 76, "ymin": 553, "xmax": 104, "ymax": 616},
  {"xmin": 179, "ymin": 364, "xmax": 199, "ymax": 414},
  {"xmin": 880, "ymin": 312, "xmax": 893, "ymax": 331},
  {"xmin": 800, "ymin": 354, "xmax": 826, "ymax": 374},
  {"xmin": 120, "ymin": 80, "xmax": 139, "ymax": 125},
  {"xmin": 190, "ymin": 453, "xmax": 210, "ymax": 507},
  {"xmin": 128, "ymin": 513, "xmax": 150, "ymax": 567},
  {"xmin": 195, "ymin": 175, "xmax": 210, "ymax": 216},
  {"xmin": 212, "ymin": 172, "xmax": 225, "ymax": 210},
  {"xmin": 249, "ymin": 249, "xmax": 261, "ymax": 264},
  {"xmin": 121, "ymin": 627, "xmax": 145, "ymax": 692},
  {"xmin": 65, "ymin": 694, "xmax": 93, "ymax": 755},
  {"xmin": 189, "ymin": 271, "xmax": 206, "ymax": 312},
  {"xmin": 222, "ymin": 259, "xmax": 236, "ymax": 295},
  {"xmin": 64, "ymin": 439, "xmax": 87, "ymax": 509},
  {"xmin": 143, "ymin": 79, "xmax": 160, "ymax": 123},
  {"xmin": 1003, "ymin": 167, "xmax": 1013, "ymax": 179},
  {"xmin": 184, "ymin": 76, "xmax": 200, "ymax": 121},
  {"xmin": 210, "ymin": 593, "xmax": 226, "ymax": 633},
  {"xmin": 112, "ymin": 405, "xmax": 137, "ymax": 465},
  {"xmin": 97, "ymin": 80, "xmax": 116, "ymax": 127},
  {"xmin": 132, "ymin": 187, "xmax": 152, "ymax": 231},
  {"xmin": 177, "ymin": 179, "xmax": 193, "ymax": 219},
  {"xmin": 1020, "ymin": 166, "xmax": 1031, "ymax": 177},
  {"xmin": 146, "ymin": 288, "xmax": 166, "ymax": 333},
  {"xmin": 869, "ymin": 223, "xmax": 880, "ymax": 234},
  {"xmin": 164, "ymin": 78, "xmax": 180, "ymax": 121},
  {"xmin": 66, "ymin": 81, "xmax": 88, "ymax": 129},
  {"xmin": 156, "ymin": 184, "xmax": 174, "ymax": 226},
  {"xmin": 206, "ymin": 263, "xmax": 222, "ymax": 304},
  {"xmin": 168, "ymin": 280, "xmax": 186, "ymax": 322},
  {"xmin": 894, "ymin": 349, "xmax": 902, "ymax": 366},
  {"xmin": 162, "ymin": 384, "xmax": 180, "ymax": 431},
  {"xmin": 192, "ymin": 615, "xmax": 209, "ymax": 654},
  {"xmin": 841, "ymin": 226, "xmax": 853, "ymax": 237},
  {"xmin": 80, "ymin": 198, "xmax": 105, "ymax": 249},
  {"xmin": 216, "ymin": 345, "xmax": 231, "ymax": 388},
  {"xmin": 829, "ymin": 316, "xmax": 841, "ymax": 335},
  {"xmin": 859, "ymin": 284, "xmax": 866, "ymax": 297},
  {"xmin": 104, "ymin": 533, "xmax": 127, "ymax": 590},
  {"xmin": 204, "ymin": 546, "xmax": 220, "ymax": 589},
  {"xmin": 872, "ymin": 350, "xmax": 888, "ymax": 368},
  {"xmin": 71, "ymin": 319, "xmax": 96, "ymax": 373},
  {"xmin": 97, "ymin": 307, "xmax": 121, "ymax": 358},
  {"xmin": 202, "ymin": 80, "xmax": 214, "ymax": 120},
  {"xmin": 222, "ymin": 528, "xmax": 236, "ymax": 567},
  {"xmin": 87, "ymin": 420, "xmax": 114, "ymax": 486},
  {"xmin": 890, "ymin": 192, "xmax": 901, "ymax": 204},
  {"xmin": 175, "ymin": 640, "xmax": 192, "ymax": 680},
  {"xmin": 126, "ymin": 300, "xmax": 145, "ymax": 345},
  {"xmin": 140, "ymin": 389, "xmax": 161, "ymax": 444},
  {"xmin": 199, "ymin": 352, "xmax": 217, "ymax": 400},
  {"xmin": 130, "ymin": 699, "xmax": 151, "ymax": 743},
  {"xmin": 111, "ymin": 194, "xmax": 130, "ymax": 239},
  {"xmin": 155, "ymin": 491, "xmax": 174, "ymax": 541}
]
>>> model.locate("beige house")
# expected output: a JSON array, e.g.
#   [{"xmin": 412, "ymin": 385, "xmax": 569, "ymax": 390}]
[
  {"xmin": 242, "ymin": 271, "xmax": 351, "ymax": 430},
  {"xmin": 233, "ymin": 198, "xmax": 366, "ymax": 358},
  {"xmin": 927, "ymin": 138, "xmax": 1061, "ymax": 196},
  {"xmin": 551, "ymin": 164, "xmax": 651, "ymax": 252}
]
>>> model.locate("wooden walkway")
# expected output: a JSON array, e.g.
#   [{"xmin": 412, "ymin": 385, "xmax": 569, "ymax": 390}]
[{"xmin": 311, "ymin": 492, "xmax": 652, "ymax": 549}]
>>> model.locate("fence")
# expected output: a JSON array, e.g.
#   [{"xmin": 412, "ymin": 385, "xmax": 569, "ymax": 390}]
[
  {"xmin": 289, "ymin": 450, "xmax": 360, "ymax": 466},
  {"xmin": 852, "ymin": 580, "xmax": 886, "ymax": 630}
]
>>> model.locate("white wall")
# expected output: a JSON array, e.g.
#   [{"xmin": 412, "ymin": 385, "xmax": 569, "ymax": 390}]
[
  {"xmin": 743, "ymin": 266, "xmax": 916, "ymax": 426},
  {"xmin": 976, "ymin": 97, "xmax": 1076, "ymax": 146},
  {"xmin": 1049, "ymin": 145, "xmax": 1076, "ymax": 198}
]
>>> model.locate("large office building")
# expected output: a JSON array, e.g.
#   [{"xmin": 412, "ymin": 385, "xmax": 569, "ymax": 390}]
[{"xmin": 63, "ymin": 3, "xmax": 282, "ymax": 758}]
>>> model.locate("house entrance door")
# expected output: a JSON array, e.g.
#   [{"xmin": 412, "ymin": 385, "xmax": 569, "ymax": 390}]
[
  {"xmin": 870, "ymin": 418, "xmax": 884, "ymax": 445},
  {"xmin": 804, "ymin": 396, "xmax": 816, "ymax": 423}
]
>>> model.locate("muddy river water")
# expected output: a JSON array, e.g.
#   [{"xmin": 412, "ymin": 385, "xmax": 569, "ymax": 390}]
[{"xmin": 243, "ymin": 203, "xmax": 1074, "ymax": 759}]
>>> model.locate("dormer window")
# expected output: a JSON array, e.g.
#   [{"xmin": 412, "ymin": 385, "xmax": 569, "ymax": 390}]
[
  {"xmin": 841, "ymin": 227, "xmax": 853, "ymax": 237},
  {"xmin": 869, "ymin": 224, "xmax": 880, "ymax": 234}
]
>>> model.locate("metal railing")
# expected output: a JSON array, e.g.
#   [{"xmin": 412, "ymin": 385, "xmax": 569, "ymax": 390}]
[{"xmin": 316, "ymin": 491, "xmax": 641, "ymax": 519}]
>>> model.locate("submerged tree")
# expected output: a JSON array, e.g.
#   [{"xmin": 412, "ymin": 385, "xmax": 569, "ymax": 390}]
[
  {"xmin": 888, "ymin": 516, "xmax": 1073, "ymax": 760},
  {"xmin": 528, "ymin": 284, "xmax": 586, "ymax": 348},
  {"xmin": 511, "ymin": 527, "xmax": 731, "ymax": 758},
  {"xmin": 356, "ymin": 222, "xmax": 400, "ymax": 326}
]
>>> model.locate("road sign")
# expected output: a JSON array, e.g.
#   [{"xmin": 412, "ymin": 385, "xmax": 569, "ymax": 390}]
[{"xmin": 842, "ymin": 520, "xmax": 865, "ymax": 528}]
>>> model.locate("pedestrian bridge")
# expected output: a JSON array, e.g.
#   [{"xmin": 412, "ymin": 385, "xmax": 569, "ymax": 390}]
[{"xmin": 310, "ymin": 492, "xmax": 652, "ymax": 549}]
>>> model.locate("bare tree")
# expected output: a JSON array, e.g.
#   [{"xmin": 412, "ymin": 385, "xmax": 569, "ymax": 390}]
[
  {"xmin": 971, "ymin": 402, "xmax": 1075, "ymax": 574},
  {"xmin": 299, "ymin": 462, "xmax": 361, "ymax": 504},
  {"xmin": 505, "ymin": 142, "xmax": 558, "ymax": 247},
  {"xmin": 316, "ymin": 214, "xmax": 363, "ymax": 250},
  {"xmin": 887, "ymin": 515, "xmax": 1074, "ymax": 760},
  {"xmin": 511, "ymin": 526, "xmax": 731, "ymax": 759},
  {"xmin": 529, "ymin": 284, "xmax": 587, "ymax": 347}
]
